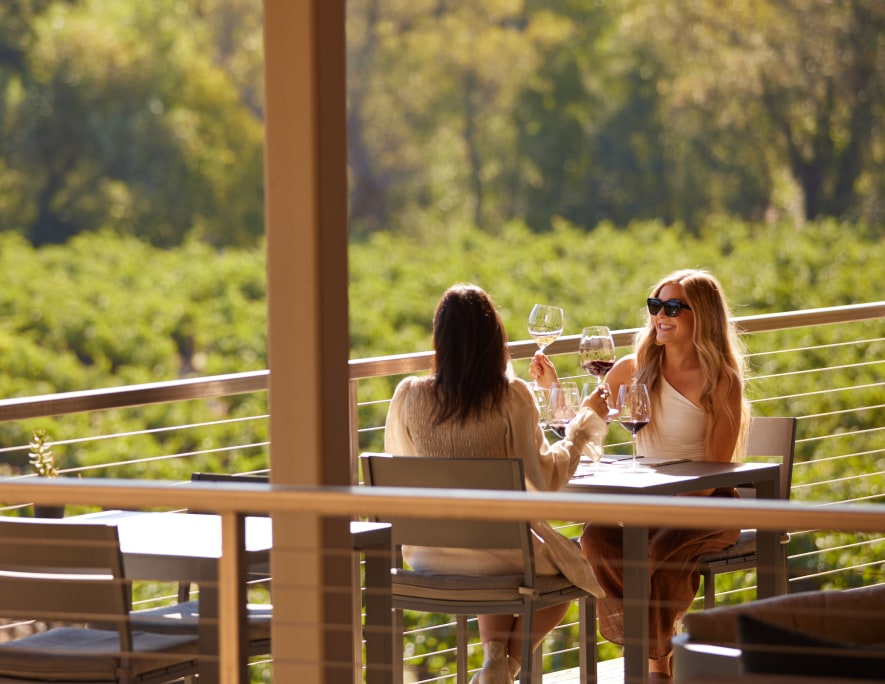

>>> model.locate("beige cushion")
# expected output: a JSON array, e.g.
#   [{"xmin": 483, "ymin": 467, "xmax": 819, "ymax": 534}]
[
  {"xmin": 392, "ymin": 570, "xmax": 576, "ymax": 601},
  {"xmin": 0, "ymin": 627, "xmax": 197, "ymax": 680},
  {"xmin": 682, "ymin": 585, "xmax": 885, "ymax": 646},
  {"xmin": 131, "ymin": 599, "xmax": 272, "ymax": 641}
]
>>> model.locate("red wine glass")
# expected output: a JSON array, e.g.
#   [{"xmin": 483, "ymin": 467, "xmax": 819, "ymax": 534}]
[{"xmin": 617, "ymin": 383, "xmax": 651, "ymax": 472}]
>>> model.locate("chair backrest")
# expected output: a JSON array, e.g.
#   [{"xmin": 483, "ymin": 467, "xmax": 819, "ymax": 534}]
[
  {"xmin": 744, "ymin": 416, "xmax": 797, "ymax": 501},
  {"xmin": 0, "ymin": 519, "xmax": 133, "ymax": 652},
  {"xmin": 360, "ymin": 453, "xmax": 535, "ymax": 577}
]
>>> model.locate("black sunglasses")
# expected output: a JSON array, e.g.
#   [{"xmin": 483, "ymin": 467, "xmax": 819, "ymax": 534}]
[{"xmin": 647, "ymin": 298, "xmax": 692, "ymax": 317}]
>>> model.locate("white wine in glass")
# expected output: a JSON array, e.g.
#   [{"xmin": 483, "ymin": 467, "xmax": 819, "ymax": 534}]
[
  {"xmin": 527, "ymin": 304, "xmax": 564, "ymax": 352},
  {"xmin": 617, "ymin": 383, "xmax": 652, "ymax": 472}
]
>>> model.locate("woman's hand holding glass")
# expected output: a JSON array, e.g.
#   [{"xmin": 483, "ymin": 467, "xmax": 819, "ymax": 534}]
[
  {"xmin": 579, "ymin": 384, "xmax": 613, "ymax": 471},
  {"xmin": 529, "ymin": 351, "xmax": 559, "ymax": 390}
]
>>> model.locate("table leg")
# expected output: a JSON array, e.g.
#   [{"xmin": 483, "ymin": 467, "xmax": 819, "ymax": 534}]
[
  {"xmin": 622, "ymin": 524, "xmax": 649, "ymax": 684},
  {"xmin": 362, "ymin": 531, "xmax": 393, "ymax": 684},
  {"xmin": 350, "ymin": 525, "xmax": 394, "ymax": 684},
  {"xmin": 754, "ymin": 475, "xmax": 785, "ymax": 598},
  {"xmin": 198, "ymin": 582, "xmax": 221, "ymax": 682},
  {"xmin": 216, "ymin": 512, "xmax": 248, "ymax": 684}
]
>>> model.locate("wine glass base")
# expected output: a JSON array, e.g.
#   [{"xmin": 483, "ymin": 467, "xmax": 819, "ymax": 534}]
[
  {"xmin": 619, "ymin": 463, "xmax": 654, "ymax": 473},
  {"xmin": 610, "ymin": 452, "xmax": 654, "ymax": 473}
]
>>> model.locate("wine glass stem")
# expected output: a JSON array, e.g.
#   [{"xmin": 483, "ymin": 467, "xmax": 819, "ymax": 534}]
[{"xmin": 631, "ymin": 435, "xmax": 638, "ymax": 469}]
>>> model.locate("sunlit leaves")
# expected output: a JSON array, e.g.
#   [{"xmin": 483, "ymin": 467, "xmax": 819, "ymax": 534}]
[{"xmin": 2, "ymin": 0, "xmax": 263, "ymax": 247}]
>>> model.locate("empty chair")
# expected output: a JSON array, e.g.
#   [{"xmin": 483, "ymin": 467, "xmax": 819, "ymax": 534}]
[
  {"xmin": 697, "ymin": 416, "xmax": 798, "ymax": 608},
  {"xmin": 361, "ymin": 453, "xmax": 597, "ymax": 684},
  {"xmin": 0, "ymin": 518, "xmax": 199, "ymax": 684}
]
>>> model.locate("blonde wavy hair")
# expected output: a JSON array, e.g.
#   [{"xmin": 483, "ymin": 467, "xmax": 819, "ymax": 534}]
[{"xmin": 633, "ymin": 269, "xmax": 749, "ymax": 459}]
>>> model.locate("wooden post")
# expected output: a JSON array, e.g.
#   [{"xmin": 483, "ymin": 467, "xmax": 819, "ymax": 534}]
[{"xmin": 263, "ymin": 1, "xmax": 353, "ymax": 682}]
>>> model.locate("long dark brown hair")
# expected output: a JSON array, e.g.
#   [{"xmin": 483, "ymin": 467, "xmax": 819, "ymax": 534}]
[{"xmin": 431, "ymin": 284, "xmax": 509, "ymax": 424}]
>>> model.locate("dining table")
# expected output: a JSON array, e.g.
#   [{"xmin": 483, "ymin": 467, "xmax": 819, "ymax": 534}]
[
  {"xmin": 67, "ymin": 509, "xmax": 393, "ymax": 684},
  {"xmin": 566, "ymin": 458, "xmax": 783, "ymax": 684}
]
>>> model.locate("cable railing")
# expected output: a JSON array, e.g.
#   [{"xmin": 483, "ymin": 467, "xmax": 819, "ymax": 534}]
[
  {"xmin": 0, "ymin": 473, "xmax": 883, "ymax": 683},
  {"xmin": 0, "ymin": 302, "xmax": 883, "ymax": 682}
]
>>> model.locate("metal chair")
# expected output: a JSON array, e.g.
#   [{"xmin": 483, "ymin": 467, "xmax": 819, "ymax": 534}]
[
  {"xmin": 0, "ymin": 518, "xmax": 199, "ymax": 684},
  {"xmin": 697, "ymin": 416, "xmax": 798, "ymax": 608},
  {"xmin": 361, "ymin": 453, "xmax": 597, "ymax": 684}
]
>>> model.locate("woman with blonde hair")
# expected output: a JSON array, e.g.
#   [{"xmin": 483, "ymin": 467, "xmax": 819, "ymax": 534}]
[{"xmin": 532, "ymin": 268, "xmax": 749, "ymax": 681}]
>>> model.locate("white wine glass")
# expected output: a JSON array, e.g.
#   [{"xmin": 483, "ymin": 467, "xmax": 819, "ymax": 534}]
[
  {"xmin": 617, "ymin": 383, "xmax": 652, "ymax": 472},
  {"xmin": 578, "ymin": 326, "xmax": 617, "ymax": 388},
  {"xmin": 527, "ymin": 304, "xmax": 564, "ymax": 352}
]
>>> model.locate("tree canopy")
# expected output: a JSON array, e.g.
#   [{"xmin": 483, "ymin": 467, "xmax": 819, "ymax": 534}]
[{"xmin": 2, "ymin": 1, "xmax": 884, "ymax": 245}]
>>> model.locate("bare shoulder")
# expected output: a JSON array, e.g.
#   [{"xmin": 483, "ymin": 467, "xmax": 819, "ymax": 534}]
[{"xmin": 607, "ymin": 354, "xmax": 637, "ymax": 386}]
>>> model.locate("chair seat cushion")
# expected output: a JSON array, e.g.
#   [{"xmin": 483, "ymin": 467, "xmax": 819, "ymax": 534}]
[
  {"xmin": 392, "ymin": 569, "xmax": 577, "ymax": 601},
  {"xmin": 131, "ymin": 599, "xmax": 272, "ymax": 641},
  {"xmin": 699, "ymin": 529, "xmax": 757, "ymax": 563},
  {"xmin": 0, "ymin": 626, "xmax": 198, "ymax": 681}
]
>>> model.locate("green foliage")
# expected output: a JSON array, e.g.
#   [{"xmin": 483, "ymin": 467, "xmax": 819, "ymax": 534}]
[
  {"xmin": 0, "ymin": 230, "xmax": 268, "ymax": 479},
  {"xmin": 5, "ymin": 2, "xmax": 883, "ymax": 249},
  {"xmin": 28, "ymin": 427, "xmax": 58, "ymax": 477},
  {"xmin": 346, "ymin": 0, "xmax": 885, "ymax": 238},
  {"xmin": 1, "ymin": 0, "xmax": 264, "ymax": 247}
]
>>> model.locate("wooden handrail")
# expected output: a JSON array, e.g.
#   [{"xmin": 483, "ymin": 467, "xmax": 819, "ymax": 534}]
[
  {"xmin": 0, "ymin": 302, "xmax": 882, "ymax": 419},
  {"xmin": 1, "ymin": 478, "xmax": 883, "ymax": 534},
  {"xmin": 348, "ymin": 301, "xmax": 885, "ymax": 377}
]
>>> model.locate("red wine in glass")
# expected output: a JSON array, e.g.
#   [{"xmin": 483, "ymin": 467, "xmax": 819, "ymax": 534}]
[
  {"xmin": 617, "ymin": 383, "xmax": 652, "ymax": 472},
  {"xmin": 619, "ymin": 419, "xmax": 648, "ymax": 435},
  {"xmin": 578, "ymin": 327, "xmax": 617, "ymax": 388},
  {"xmin": 582, "ymin": 359, "xmax": 615, "ymax": 377}
]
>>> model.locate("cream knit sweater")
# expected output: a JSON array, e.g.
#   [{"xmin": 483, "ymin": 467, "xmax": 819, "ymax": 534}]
[{"xmin": 384, "ymin": 374, "xmax": 606, "ymax": 596}]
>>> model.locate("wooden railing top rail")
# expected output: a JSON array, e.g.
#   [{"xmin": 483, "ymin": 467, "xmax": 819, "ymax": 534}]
[
  {"xmin": 0, "ymin": 370, "xmax": 270, "ymax": 422},
  {"xmin": 2, "ymin": 477, "xmax": 884, "ymax": 534},
  {"xmin": 0, "ymin": 301, "xmax": 881, "ymax": 421},
  {"xmin": 348, "ymin": 301, "xmax": 885, "ymax": 378}
]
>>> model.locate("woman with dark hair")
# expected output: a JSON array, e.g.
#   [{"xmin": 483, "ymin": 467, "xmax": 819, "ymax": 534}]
[
  {"xmin": 533, "ymin": 268, "xmax": 749, "ymax": 681},
  {"xmin": 385, "ymin": 283, "xmax": 609, "ymax": 684}
]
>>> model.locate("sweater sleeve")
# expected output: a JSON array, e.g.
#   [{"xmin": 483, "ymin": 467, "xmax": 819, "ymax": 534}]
[
  {"xmin": 509, "ymin": 379, "xmax": 607, "ymax": 491},
  {"xmin": 384, "ymin": 377, "xmax": 417, "ymax": 455}
]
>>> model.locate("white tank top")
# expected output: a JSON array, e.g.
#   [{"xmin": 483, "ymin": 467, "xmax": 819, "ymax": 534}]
[{"xmin": 637, "ymin": 376, "xmax": 706, "ymax": 461}]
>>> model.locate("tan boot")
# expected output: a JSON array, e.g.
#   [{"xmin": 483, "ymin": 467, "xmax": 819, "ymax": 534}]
[
  {"xmin": 507, "ymin": 653, "xmax": 521, "ymax": 681},
  {"xmin": 468, "ymin": 641, "xmax": 512, "ymax": 684}
]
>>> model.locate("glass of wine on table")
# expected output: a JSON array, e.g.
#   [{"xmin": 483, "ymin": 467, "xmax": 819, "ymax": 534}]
[{"xmin": 617, "ymin": 383, "xmax": 652, "ymax": 472}]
